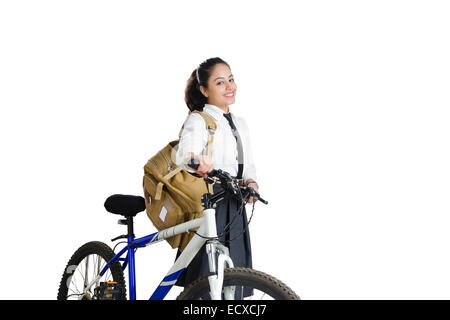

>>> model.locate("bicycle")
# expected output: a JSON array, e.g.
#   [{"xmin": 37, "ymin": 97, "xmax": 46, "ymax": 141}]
[{"xmin": 57, "ymin": 162, "xmax": 300, "ymax": 300}]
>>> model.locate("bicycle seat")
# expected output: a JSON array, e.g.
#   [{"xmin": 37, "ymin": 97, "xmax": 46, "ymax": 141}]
[{"xmin": 104, "ymin": 194, "xmax": 146, "ymax": 217}]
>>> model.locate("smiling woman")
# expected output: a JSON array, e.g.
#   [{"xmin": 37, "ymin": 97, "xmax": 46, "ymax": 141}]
[
  {"xmin": 198, "ymin": 62, "xmax": 237, "ymax": 111},
  {"xmin": 185, "ymin": 57, "xmax": 237, "ymax": 112},
  {"xmin": 174, "ymin": 57, "xmax": 260, "ymax": 297}
]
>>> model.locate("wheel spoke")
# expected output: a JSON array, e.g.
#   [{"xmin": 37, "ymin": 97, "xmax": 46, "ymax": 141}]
[
  {"xmin": 58, "ymin": 242, "xmax": 130, "ymax": 300},
  {"xmin": 84, "ymin": 256, "xmax": 89, "ymax": 289}
]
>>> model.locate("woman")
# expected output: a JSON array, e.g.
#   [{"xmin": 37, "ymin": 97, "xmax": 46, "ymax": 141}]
[{"xmin": 174, "ymin": 57, "xmax": 259, "ymax": 296}]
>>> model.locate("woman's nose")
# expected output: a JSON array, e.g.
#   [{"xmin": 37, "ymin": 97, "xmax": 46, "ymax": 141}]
[{"xmin": 226, "ymin": 81, "xmax": 234, "ymax": 91}]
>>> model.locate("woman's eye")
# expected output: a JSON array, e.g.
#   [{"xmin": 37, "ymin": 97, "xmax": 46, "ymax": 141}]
[{"xmin": 216, "ymin": 79, "xmax": 234, "ymax": 85}]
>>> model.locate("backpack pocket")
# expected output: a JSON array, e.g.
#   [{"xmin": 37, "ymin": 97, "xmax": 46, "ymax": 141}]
[{"xmin": 143, "ymin": 174, "xmax": 184, "ymax": 249}]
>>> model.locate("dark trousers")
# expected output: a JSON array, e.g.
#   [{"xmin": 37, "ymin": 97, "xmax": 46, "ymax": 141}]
[{"xmin": 175, "ymin": 183, "xmax": 253, "ymax": 297}]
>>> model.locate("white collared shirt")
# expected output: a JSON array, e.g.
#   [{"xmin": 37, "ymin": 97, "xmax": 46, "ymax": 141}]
[{"xmin": 175, "ymin": 104, "xmax": 257, "ymax": 182}]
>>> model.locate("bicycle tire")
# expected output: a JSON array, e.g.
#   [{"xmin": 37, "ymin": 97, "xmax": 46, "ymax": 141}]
[
  {"xmin": 177, "ymin": 267, "xmax": 300, "ymax": 300},
  {"xmin": 57, "ymin": 241, "xmax": 126, "ymax": 300}
]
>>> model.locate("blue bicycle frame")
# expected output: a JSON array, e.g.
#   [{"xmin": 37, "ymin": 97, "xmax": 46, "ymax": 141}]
[
  {"xmin": 100, "ymin": 232, "xmax": 157, "ymax": 300},
  {"xmin": 95, "ymin": 208, "xmax": 219, "ymax": 300}
]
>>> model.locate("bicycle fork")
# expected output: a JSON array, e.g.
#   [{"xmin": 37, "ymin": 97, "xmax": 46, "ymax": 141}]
[{"xmin": 206, "ymin": 240, "xmax": 235, "ymax": 300}]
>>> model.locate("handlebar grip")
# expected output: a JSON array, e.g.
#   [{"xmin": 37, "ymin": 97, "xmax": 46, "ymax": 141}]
[
  {"xmin": 187, "ymin": 158, "xmax": 219, "ymax": 178},
  {"xmin": 257, "ymin": 197, "xmax": 269, "ymax": 205},
  {"xmin": 248, "ymin": 188, "xmax": 268, "ymax": 205}
]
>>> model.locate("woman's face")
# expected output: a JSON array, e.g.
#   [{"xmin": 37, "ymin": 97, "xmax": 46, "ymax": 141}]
[{"xmin": 200, "ymin": 63, "xmax": 237, "ymax": 111}]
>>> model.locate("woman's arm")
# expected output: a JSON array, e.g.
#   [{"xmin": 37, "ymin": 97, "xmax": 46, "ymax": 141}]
[
  {"xmin": 175, "ymin": 113, "xmax": 213, "ymax": 177},
  {"xmin": 240, "ymin": 118, "xmax": 259, "ymax": 203}
]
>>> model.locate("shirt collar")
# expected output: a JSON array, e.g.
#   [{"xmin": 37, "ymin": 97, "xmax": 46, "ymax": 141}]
[{"xmin": 203, "ymin": 104, "xmax": 231, "ymax": 121}]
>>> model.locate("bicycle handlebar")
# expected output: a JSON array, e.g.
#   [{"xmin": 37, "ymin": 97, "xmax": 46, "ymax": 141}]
[{"xmin": 187, "ymin": 158, "xmax": 268, "ymax": 205}]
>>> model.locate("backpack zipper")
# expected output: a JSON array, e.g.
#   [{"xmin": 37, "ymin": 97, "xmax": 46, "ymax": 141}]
[{"xmin": 159, "ymin": 151, "xmax": 172, "ymax": 172}]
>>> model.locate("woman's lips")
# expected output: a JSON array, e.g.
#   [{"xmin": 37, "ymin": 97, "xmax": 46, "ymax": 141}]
[{"xmin": 224, "ymin": 92, "xmax": 235, "ymax": 98}]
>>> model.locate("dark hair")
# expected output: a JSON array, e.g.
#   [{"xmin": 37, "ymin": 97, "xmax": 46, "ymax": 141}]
[{"xmin": 185, "ymin": 57, "xmax": 230, "ymax": 112}]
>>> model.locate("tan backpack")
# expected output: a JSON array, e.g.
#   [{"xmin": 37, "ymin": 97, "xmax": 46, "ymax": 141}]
[{"xmin": 142, "ymin": 111, "xmax": 216, "ymax": 252}]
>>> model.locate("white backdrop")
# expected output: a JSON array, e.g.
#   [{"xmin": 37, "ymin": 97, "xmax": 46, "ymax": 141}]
[{"xmin": 1, "ymin": 0, "xmax": 449, "ymax": 300}]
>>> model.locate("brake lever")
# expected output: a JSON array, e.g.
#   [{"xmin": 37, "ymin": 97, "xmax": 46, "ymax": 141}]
[{"xmin": 204, "ymin": 176, "xmax": 216, "ymax": 184}]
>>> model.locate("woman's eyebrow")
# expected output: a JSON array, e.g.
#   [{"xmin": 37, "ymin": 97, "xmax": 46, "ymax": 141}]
[{"xmin": 214, "ymin": 74, "xmax": 234, "ymax": 81}]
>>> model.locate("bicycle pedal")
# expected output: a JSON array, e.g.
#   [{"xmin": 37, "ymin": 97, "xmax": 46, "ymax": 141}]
[{"xmin": 94, "ymin": 281, "xmax": 123, "ymax": 300}]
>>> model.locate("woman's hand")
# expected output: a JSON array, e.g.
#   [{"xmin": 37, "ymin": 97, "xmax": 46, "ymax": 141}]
[
  {"xmin": 185, "ymin": 153, "xmax": 214, "ymax": 178},
  {"xmin": 245, "ymin": 180, "xmax": 259, "ymax": 203}
]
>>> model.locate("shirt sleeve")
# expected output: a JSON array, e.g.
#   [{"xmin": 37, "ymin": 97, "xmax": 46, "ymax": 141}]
[
  {"xmin": 175, "ymin": 113, "xmax": 208, "ymax": 173},
  {"xmin": 240, "ymin": 118, "xmax": 258, "ymax": 183}
]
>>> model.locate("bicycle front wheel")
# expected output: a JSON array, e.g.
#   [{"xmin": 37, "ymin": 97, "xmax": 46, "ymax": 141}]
[
  {"xmin": 177, "ymin": 268, "xmax": 300, "ymax": 300},
  {"xmin": 57, "ymin": 241, "xmax": 126, "ymax": 300}
]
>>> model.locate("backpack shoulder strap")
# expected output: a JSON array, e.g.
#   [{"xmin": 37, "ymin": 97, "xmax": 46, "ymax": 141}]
[
  {"xmin": 192, "ymin": 110, "xmax": 217, "ymax": 132},
  {"xmin": 178, "ymin": 110, "xmax": 217, "ymax": 158},
  {"xmin": 190, "ymin": 111, "xmax": 216, "ymax": 159},
  {"xmin": 178, "ymin": 110, "xmax": 217, "ymax": 133}
]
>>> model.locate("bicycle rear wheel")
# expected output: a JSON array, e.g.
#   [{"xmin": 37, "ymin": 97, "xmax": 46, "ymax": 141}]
[
  {"xmin": 177, "ymin": 268, "xmax": 300, "ymax": 300},
  {"xmin": 57, "ymin": 241, "xmax": 126, "ymax": 300}
]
